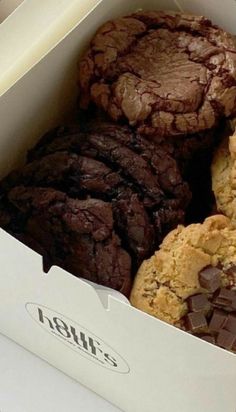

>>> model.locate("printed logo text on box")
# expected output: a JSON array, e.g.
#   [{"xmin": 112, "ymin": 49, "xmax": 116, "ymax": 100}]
[{"xmin": 26, "ymin": 303, "xmax": 130, "ymax": 374}]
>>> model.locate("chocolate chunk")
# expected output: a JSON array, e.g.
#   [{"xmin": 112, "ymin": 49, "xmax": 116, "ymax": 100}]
[
  {"xmin": 212, "ymin": 288, "xmax": 236, "ymax": 308},
  {"xmin": 209, "ymin": 309, "xmax": 228, "ymax": 333},
  {"xmin": 199, "ymin": 265, "xmax": 221, "ymax": 292},
  {"xmin": 216, "ymin": 329, "xmax": 236, "ymax": 350},
  {"xmin": 224, "ymin": 264, "xmax": 236, "ymax": 276},
  {"xmin": 225, "ymin": 314, "xmax": 236, "ymax": 334},
  {"xmin": 186, "ymin": 312, "xmax": 208, "ymax": 334},
  {"xmin": 200, "ymin": 335, "xmax": 216, "ymax": 345},
  {"xmin": 187, "ymin": 294, "xmax": 211, "ymax": 314}
]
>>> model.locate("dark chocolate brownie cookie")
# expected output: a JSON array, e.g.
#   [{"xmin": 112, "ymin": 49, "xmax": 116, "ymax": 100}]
[
  {"xmin": 79, "ymin": 11, "xmax": 236, "ymax": 137},
  {"xmin": 8, "ymin": 186, "xmax": 132, "ymax": 296},
  {"xmin": 0, "ymin": 121, "xmax": 191, "ymax": 286},
  {"xmin": 27, "ymin": 122, "xmax": 190, "ymax": 208}
]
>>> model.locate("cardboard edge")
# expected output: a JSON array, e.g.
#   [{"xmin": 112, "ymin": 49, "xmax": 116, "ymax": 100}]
[{"xmin": 0, "ymin": 0, "xmax": 103, "ymax": 97}]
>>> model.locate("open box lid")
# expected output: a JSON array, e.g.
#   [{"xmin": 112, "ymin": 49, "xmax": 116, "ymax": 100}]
[
  {"xmin": 0, "ymin": 0, "xmax": 102, "ymax": 96},
  {"xmin": 0, "ymin": 0, "xmax": 24, "ymax": 23}
]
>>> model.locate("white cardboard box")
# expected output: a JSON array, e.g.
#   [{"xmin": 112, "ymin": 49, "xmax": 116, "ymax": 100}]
[
  {"xmin": 0, "ymin": 1, "xmax": 236, "ymax": 412},
  {"xmin": 0, "ymin": 333, "xmax": 120, "ymax": 412}
]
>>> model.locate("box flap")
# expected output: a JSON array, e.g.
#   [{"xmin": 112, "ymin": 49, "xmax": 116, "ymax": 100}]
[
  {"xmin": 0, "ymin": 0, "xmax": 102, "ymax": 96},
  {"xmin": 0, "ymin": 0, "xmax": 23, "ymax": 23}
]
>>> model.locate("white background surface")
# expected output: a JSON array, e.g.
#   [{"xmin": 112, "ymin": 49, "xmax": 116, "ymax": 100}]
[{"xmin": 0, "ymin": 333, "xmax": 121, "ymax": 412}]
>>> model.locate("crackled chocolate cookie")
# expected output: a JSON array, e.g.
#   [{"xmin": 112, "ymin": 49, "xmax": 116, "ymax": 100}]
[
  {"xmin": 25, "ymin": 121, "xmax": 191, "ymax": 233},
  {"xmin": 79, "ymin": 10, "xmax": 236, "ymax": 137},
  {"xmin": 212, "ymin": 124, "xmax": 236, "ymax": 223},
  {"xmin": 81, "ymin": 115, "xmax": 221, "ymax": 223},
  {"xmin": 8, "ymin": 186, "xmax": 132, "ymax": 296},
  {"xmin": 0, "ymin": 121, "xmax": 191, "ymax": 289},
  {"xmin": 78, "ymin": 113, "xmax": 218, "ymax": 170},
  {"xmin": 130, "ymin": 215, "xmax": 236, "ymax": 351}
]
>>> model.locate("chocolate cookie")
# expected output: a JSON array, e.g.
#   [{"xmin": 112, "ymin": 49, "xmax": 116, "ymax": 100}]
[
  {"xmin": 0, "ymin": 121, "xmax": 191, "ymax": 289},
  {"xmin": 130, "ymin": 215, "xmax": 236, "ymax": 352},
  {"xmin": 8, "ymin": 186, "xmax": 132, "ymax": 296},
  {"xmin": 26, "ymin": 121, "xmax": 191, "ymax": 220},
  {"xmin": 79, "ymin": 11, "xmax": 236, "ymax": 137},
  {"xmin": 28, "ymin": 117, "xmax": 219, "ymax": 223}
]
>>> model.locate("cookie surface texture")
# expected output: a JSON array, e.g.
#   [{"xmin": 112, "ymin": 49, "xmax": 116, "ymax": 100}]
[
  {"xmin": 79, "ymin": 11, "xmax": 236, "ymax": 137},
  {"xmin": 130, "ymin": 215, "xmax": 236, "ymax": 325}
]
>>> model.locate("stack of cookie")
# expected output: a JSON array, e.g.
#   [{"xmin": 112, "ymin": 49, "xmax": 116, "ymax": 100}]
[
  {"xmin": 79, "ymin": 10, "xmax": 236, "ymax": 222},
  {"xmin": 0, "ymin": 122, "xmax": 191, "ymax": 296},
  {"xmin": 0, "ymin": 10, "xmax": 236, "ymax": 352}
]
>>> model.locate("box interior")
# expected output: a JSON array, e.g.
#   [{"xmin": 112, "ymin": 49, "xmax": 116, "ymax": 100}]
[{"xmin": 1, "ymin": 1, "xmax": 236, "ymax": 411}]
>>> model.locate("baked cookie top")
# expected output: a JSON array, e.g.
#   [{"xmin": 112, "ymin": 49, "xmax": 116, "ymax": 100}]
[
  {"xmin": 8, "ymin": 186, "xmax": 132, "ymax": 296},
  {"xmin": 79, "ymin": 10, "xmax": 236, "ymax": 137},
  {"xmin": 130, "ymin": 215, "xmax": 236, "ymax": 325},
  {"xmin": 0, "ymin": 120, "xmax": 192, "ymax": 294},
  {"xmin": 212, "ymin": 121, "xmax": 236, "ymax": 223}
]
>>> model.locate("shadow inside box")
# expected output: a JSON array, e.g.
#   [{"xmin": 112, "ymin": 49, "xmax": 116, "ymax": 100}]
[{"xmin": 185, "ymin": 119, "xmax": 231, "ymax": 225}]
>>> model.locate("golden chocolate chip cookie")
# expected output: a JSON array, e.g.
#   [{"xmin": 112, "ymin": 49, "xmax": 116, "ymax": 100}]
[
  {"xmin": 212, "ymin": 123, "xmax": 236, "ymax": 223},
  {"xmin": 130, "ymin": 215, "xmax": 236, "ymax": 327}
]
